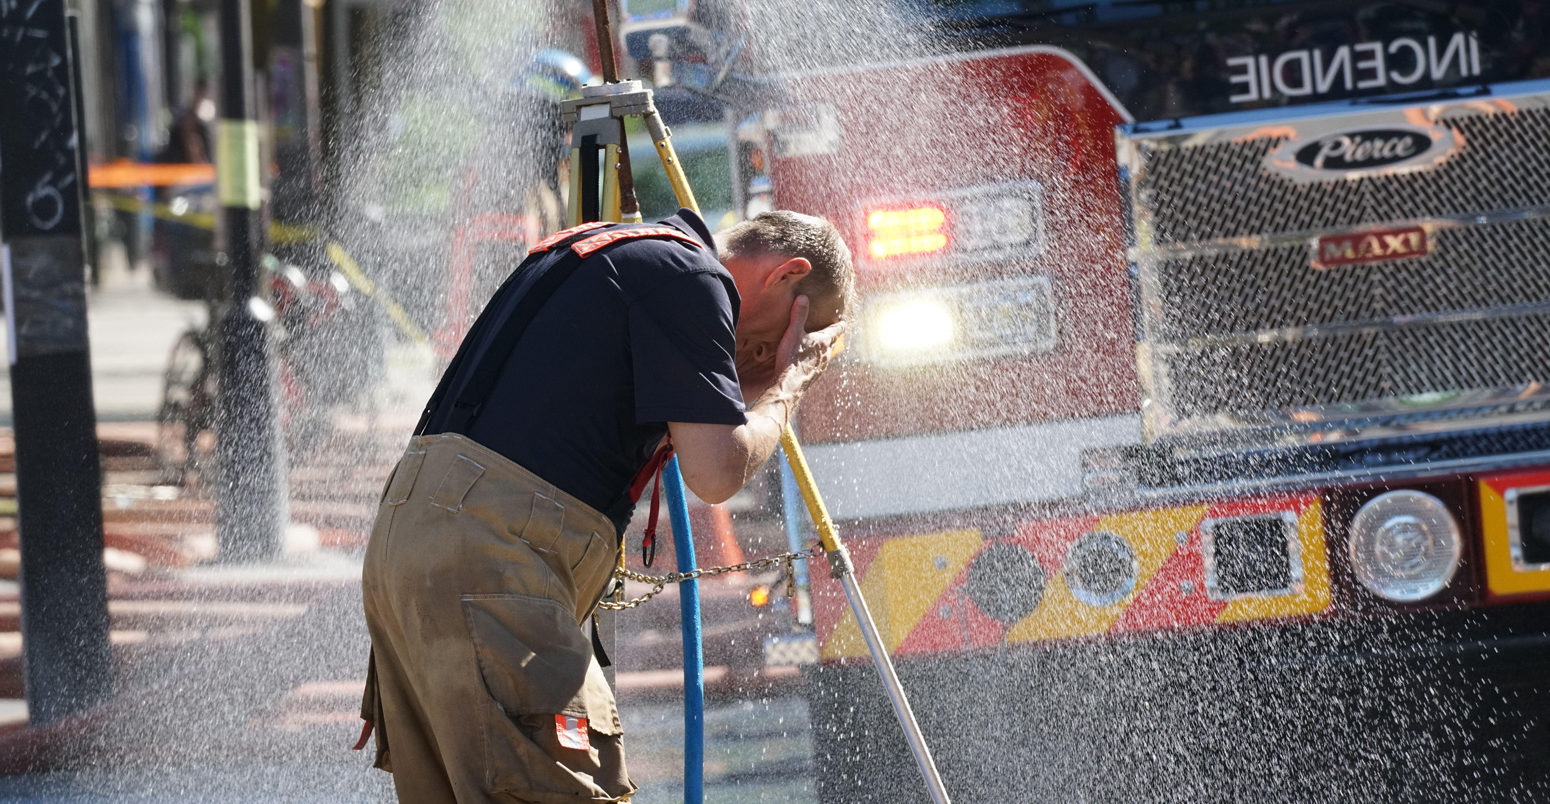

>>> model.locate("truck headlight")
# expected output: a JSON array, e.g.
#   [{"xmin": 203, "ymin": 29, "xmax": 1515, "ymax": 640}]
[
  {"xmin": 858, "ymin": 276, "xmax": 1056, "ymax": 367},
  {"xmin": 1347, "ymin": 490, "xmax": 1461, "ymax": 602},
  {"xmin": 862, "ymin": 293, "xmax": 957, "ymax": 363}
]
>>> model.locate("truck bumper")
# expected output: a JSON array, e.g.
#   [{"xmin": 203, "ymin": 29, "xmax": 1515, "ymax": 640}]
[{"xmin": 805, "ymin": 602, "xmax": 1550, "ymax": 803}]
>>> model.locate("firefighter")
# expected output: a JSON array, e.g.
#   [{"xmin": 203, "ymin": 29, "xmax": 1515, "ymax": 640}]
[{"xmin": 359, "ymin": 209, "xmax": 852, "ymax": 803}]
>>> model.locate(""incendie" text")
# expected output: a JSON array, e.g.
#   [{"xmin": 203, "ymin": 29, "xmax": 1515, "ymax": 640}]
[{"xmin": 1227, "ymin": 32, "xmax": 1481, "ymax": 104}]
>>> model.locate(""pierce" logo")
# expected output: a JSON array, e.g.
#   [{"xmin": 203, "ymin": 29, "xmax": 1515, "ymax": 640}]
[
  {"xmin": 1265, "ymin": 121, "xmax": 1457, "ymax": 183},
  {"xmin": 1296, "ymin": 129, "xmax": 1429, "ymax": 171}
]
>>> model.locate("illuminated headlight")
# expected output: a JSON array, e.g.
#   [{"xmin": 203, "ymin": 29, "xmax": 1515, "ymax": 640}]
[
  {"xmin": 1347, "ymin": 490, "xmax": 1462, "ymax": 602},
  {"xmin": 862, "ymin": 293, "xmax": 957, "ymax": 361},
  {"xmin": 859, "ymin": 276, "xmax": 1055, "ymax": 367}
]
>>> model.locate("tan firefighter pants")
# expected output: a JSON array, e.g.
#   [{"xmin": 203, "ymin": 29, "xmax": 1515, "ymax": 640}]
[{"xmin": 360, "ymin": 433, "xmax": 636, "ymax": 803}]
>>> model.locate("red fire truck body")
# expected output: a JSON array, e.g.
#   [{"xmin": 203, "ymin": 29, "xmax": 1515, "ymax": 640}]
[
  {"xmin": 756, "ymin": 5, "xmax": 1550, "ymax": 800},
  {"xmin": 772, "ymin": 49, "xmax": 1138, "ymax": 444}
]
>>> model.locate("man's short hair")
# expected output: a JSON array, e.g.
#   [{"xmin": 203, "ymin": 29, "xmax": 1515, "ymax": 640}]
[{"xmin": 720, "ymin": 211, "xmax": 855, "ymax": 318}]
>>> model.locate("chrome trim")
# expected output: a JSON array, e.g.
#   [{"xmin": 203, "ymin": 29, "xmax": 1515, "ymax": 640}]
[
  {"xmin": 802, "ymin": 415, "xmax": 1144, "ymax": 521},
  {"xmin": 1125, "ymin": 448, "xmax": 1550, "ymax": 508},
  {"xmin": 1147, "ymin": 402, "xmax": 1550, "ymax": 450},
  {"xmin": 1122, "ymin": 78, "xmax": 1550, "ymax": 139},
  {"xmin": 1504, "ymin": 485, "xmax": 1550, "ymax": 571},
  {"xmin": 1128, "ymin": 205, "xmax": 1550, "ymax": 262},
  {"xmin": 1064, "ymin": 530, "xmax": 1138, "ymax": 607},
  {"xmin": 1200, "ymin": 511, "xmax": 1304, "ymax": 602},
  {"xmin": 1147, "ymin": 301, "xmax": 1550, "ymax": 351}
]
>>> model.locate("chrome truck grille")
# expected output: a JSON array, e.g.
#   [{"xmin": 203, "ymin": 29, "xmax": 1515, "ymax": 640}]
[{"xmin": 1122, "ymin": 87, "xmax": 1550, "ymax": 442}]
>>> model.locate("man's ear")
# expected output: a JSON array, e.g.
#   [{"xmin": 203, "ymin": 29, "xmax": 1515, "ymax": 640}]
[{"xmin": 765, "ymin": 257, "xmax": 813, "ymax": 290}]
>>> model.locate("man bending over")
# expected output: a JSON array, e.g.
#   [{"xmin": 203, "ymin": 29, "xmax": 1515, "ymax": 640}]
[{"xmin": 360, "ymin": 209, "xmax": 852, "ymax": 803}]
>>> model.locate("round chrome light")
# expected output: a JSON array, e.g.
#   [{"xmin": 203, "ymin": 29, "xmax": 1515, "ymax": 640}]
[
  {"xmin": 1347, "ymin": 490, "xmax": 1462, "ymax": 602},
  {"xmin": 1064, "ymin": 531, "xmax": 1137, "ymax": 607}
]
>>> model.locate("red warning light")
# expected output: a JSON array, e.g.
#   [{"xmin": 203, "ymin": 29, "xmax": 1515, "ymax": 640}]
[{"xmin": 866, "ymin": 205, "xmax": 948, "ymax": 260}]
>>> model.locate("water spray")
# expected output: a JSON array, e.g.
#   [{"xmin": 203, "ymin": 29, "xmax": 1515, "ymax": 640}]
[
  {"xmin": 779, "ymin": 431, "xmax": 953, "ymax": 804},
  {"xmin": 569, "ymin": 3, "xmax": 705, "ymax": 799},
  {"xmin": 571, "ymin": 4, "xmax": 953, "ymax": 802}
]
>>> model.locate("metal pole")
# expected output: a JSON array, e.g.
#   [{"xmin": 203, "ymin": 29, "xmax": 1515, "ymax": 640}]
[
  {"xmin": 0, "ymin": 0, "xmax": 113, "ymax": 724},
  {"xmin": 779, "ymin": 431, "xmax": 953, "ymax": 804},
  {"xmin": 68, "ymin": 14, "xmax": 100, "ymax": 286},
  {"xmin": 215, "ymin": 0, "xmax": 288, "ymax": 561},
  {"xmin": 589, "ymin": 0, "xmax": 641, "ymax": 222}
]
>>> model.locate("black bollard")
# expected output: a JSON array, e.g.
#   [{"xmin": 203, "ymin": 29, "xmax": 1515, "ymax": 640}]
[
  {"xmin": 215, "ymin": 0, "xmax": 289, "ymax": 562},
  {"xmin": 0, "ymin": 0, "xmax": 113, "ymax": 724}
]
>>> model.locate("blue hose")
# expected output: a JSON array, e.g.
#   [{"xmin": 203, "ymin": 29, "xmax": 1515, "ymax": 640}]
[{"xmin": 661, "ymin": 457, "xmax": 704, "ymax": 804}]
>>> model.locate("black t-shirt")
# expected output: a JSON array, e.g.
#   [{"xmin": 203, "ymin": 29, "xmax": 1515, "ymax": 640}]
[{"xmin": 421, "ymin": 210, "xmax": 746, "ymax": 534}]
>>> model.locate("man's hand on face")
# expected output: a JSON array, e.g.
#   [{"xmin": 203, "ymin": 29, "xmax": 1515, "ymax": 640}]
[
  {"xmin": 741, "ymin": 295, "xmax": 846, "ymax": 404},
  {"xmin": 735, "ymin": 342, "xmax": 780, "ymax": 403}
]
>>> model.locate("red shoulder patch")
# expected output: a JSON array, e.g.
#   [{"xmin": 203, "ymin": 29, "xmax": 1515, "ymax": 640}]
[
  {"xmin": 527, "ymin": 221, "xmax": 611, "ymax": 255},
  {"xmin": 571, "ymin": 226, "xmax": 704, "ymax": 258}
]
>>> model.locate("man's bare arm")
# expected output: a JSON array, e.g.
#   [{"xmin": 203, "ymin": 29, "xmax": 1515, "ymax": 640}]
[{"xmin": 669, "ymin": 297, "xmax": 844, "ymax": 504}]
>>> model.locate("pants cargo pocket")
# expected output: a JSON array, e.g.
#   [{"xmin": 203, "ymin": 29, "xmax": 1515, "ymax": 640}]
[
  {"xmin": 381, "ymin": 449, "xmax": 426, "ymax": 506},
  {"xmin": 462, "ymin": 594, "xmax": 631, "ymax": 801},
  {"xmin": 571, "ymin": 531, "xmax": 616, "ymax": 621}
]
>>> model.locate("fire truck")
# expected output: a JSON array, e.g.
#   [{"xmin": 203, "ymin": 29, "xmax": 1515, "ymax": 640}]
[{"xmin": 622, "ymin": 0, "xmax": 1550, "ymax": 799}]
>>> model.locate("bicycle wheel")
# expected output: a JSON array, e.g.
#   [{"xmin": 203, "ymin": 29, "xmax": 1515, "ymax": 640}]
[{"xmin": 155, "ymin": 328, "xmax": 217, "ymax": 487}]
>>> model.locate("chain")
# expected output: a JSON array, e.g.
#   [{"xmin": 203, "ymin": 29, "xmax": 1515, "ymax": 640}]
[{"xmin": 597, "ymin": 546, "xmax": 819, "ymax": 611}]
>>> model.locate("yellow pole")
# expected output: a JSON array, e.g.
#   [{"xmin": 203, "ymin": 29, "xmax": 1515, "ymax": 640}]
[
  {"xmin": 646, "ymin": 110, "xmax": 701, "ymax": 216},
  {"xmin": 777, "ymin": 430, "xmax": 841, "ymax": 553},
  {"xmin": 567, "ymin": 146, "xmax": 585, "ymax": 226},
  {"xmin": 602, "ymin": 143, "xmax": 623, "ymax": 223},
  {"xmin": 646, "ymin": 109, "xmax": 839, "ymax": 556},
  {"xmin": 654, "ymin": 135, "xmax": 701, "ymax": 216}
]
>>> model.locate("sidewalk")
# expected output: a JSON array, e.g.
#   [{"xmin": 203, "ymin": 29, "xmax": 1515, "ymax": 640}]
[
  {"xmin": 0, "ymin": 247, "xmax": 419, "ymax": 795},
  {"xmin": 0, "ymin": 248, "xmax": 208, "ymax": 426}
]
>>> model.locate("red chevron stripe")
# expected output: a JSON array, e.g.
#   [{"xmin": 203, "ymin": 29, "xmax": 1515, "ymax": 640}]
[
  {"xmin": 572, "ymin": 226, "xmax": 703, "ymax": 257},
  {"xmin": 527, "ymin": 221, "xmax": 610, "ymax": 255}
]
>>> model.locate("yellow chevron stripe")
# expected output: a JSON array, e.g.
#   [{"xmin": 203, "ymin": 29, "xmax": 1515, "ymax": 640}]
[
  {"xmin": 1479, "ymin": 480, "xmax": 1550, "ymax": 596},
  {"xmin": 1216, "ymin": 500, "xmax": 1331, "ymax": 623},
  {"xmin": 819, "ymin": 529, "xmax": 981, "ymax": 660},
  {"xmin": 1005, "ymin": 505, "xmax": 1205, "ymax": 643}
]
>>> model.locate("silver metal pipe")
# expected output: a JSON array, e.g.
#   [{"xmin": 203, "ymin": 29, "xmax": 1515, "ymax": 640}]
[{"xmin": 840, "ymin": 570, "xmax": 953, "ymax": 804}]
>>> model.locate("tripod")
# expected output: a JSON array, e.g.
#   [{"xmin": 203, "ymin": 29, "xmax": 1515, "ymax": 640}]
[{"xmin": 560, "ymin": 73, "xmax": 953, "ymax": 804}]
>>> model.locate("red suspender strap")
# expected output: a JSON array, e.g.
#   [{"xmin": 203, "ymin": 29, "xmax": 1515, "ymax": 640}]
[
  {"xmin": 643, "ymin": 463, "xmax": 664, "ymax": 567},
  {"xmin": 627, "ymin": 441, "xmax": 673, "ymax": 503},
  {"xmin": 627, "ymin": 441, "xmax": 675, "ymax": 568},
  {"xmin": 352, "ymin": 719, "xmax": 374, "ymax": 751}
]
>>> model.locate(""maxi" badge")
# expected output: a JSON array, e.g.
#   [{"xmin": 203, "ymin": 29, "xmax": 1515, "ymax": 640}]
[{"xmin": 1313, "ymin": 225, "xmax": 1430, "ymax": 269}]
